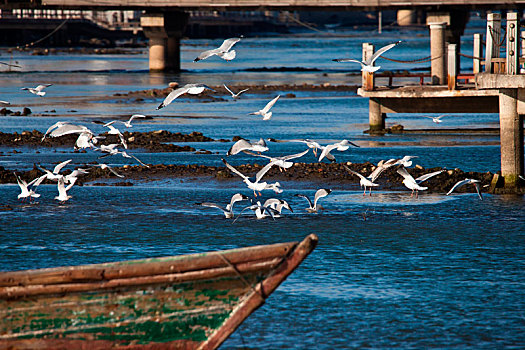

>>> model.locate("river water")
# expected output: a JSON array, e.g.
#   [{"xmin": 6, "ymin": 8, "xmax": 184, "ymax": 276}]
[{"xmin": 0, "ymin": 17, "xmax": 524, "ymax": 349}]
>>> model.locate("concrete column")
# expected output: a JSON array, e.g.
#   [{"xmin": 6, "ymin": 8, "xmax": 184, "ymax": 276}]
[
  {"xmin": 369, "ymin": 98, "xmax": 385, "ymax": 132},
  {"xmin": 447, "ymin": 44, "xmax": 456, "ymax": 90},
  {"xmin": 473, "ymin": 33, "xmax": 482, "ymax": 74},
  {"xmin": 397, "ymin": 9, "xmax": 415, "ymax": 26},
  {"xmin": 141, "ymin": 11, "xmax": 188, "ymax": 72},
  {"xmin": 506, "ymin": 12, "xmax": 519, "ymax": 75},
  {"xmin": 362, "ymin": 43, "xmax": 374, "ymax": 91},
  {"xmin": 485, "ymin": 12, "xmax": 501, "ymax": 73},
  {"xmin": 499, "ymin": 89, "xmax": 524, "ymax": 188},
  {"xmin": 428, "ymin": 22, "xmax": 446, "ymax": 85}
]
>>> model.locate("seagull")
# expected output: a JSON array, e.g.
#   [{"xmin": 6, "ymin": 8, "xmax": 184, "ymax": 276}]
[
  {"xmin": 21, "ymin": 83, "xmax": 52, "ymax": 96},
  {"xmin": 269, "ymin": 138, "xmax": 322, "ymax": 157},
  {"xmin": 263, "ymin": 198, "xmax": 293, "ymax": 218},
  {"xmin": 197, "ymin": 193, "xmax": 249, "ymax": 218},
  {"xmin": 295, "ymin": 189, "xmax": 332, "ymax": 213},
  {"xmin": 39, "ymin": 159, "xmax": 72, "ymax": 181},
  {"xmin": 392, "ymin": 155, "xmax": 418, "ymax": 168},
  {"xmin": 98, "ymin": 144, "xmax": 150, "ymax": 168},
  {"xmin": 222, "ymin": 158, "xmax": 281, "ymax": 196},
  {"xmin": 249, "ymin": 95, "xmax": 280, "ymax": 120},
  {"xmin": 103, "ymin": 121, "xmax": 128, "ymax": 149},
  {"xmin": 233, "ymin": 200, "xmax": 278, "ymax": 222},
  {"xmin": 157, "ymin": 83, "xmax": 216, "ymax": 110},
  {"xmin": 318, "ymin": 140, "xmax": 359, "ymax": 163},
  {"xmin": 223, "ymin": 84, "xmax": 249, "ymax": 99},
  {"xmin": 64, "ymin": 168, "xmax": 89, "ymax": 186},
  {"xmin": 367, "ymin": 158, "xmax": 398, "ymax": 182},
  {"xmin": 424, "ymin": 114, "xmax": 447, "ymax": 124},
  {"xmin": 396, "ymin": 166, "xmax": 438, "ymax": 198},
  {"xmin": 122, "ymin": 114, "xmax": 146, "ymax": 128},
  {"xmin": 194, "ymin": 37, "xmax": 241, "ymax": 62},
  {"xmin": 244, "ymin": 149, "xmax": 309, "ymax": 172},
  {"xmin": 48, "ymin": 123, "xmax": 94, "ymax": 139},
  {"xmin": 227, "ymin": 138, "xmax": 269, "ymax": 156},
  {"xmin": 14, "ymin": 173, "xmax": 45, "ymax": 201},
  {"xmin": 0, "ymin": 100, "xmax": 10, "ymax": 105},
  {"xmin": 446, "ymin": 178, "xmax": 483, "ymax": 200},
  {"xmin": 55, "ymin": 177, "xmax": 73, "ymax": 203},
  {"xmin": 332, "ymin": 41, "xmax": 402, "ymax": 72},
  {"xmin": 94, "ymin": 163, "xmax": 124, "ymax": 178},
  {"xmin": 343, "ymin": 165, "xmax": 379, "ymax": 196}
]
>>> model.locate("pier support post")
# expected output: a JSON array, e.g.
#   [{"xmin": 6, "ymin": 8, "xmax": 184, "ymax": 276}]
[
  {"xmin": 397, "ymin": 10, "xmax": 415, "ymax": 26},
  {"xmin": 362, "ymin": 43, "xmax": 375, "ymax": 91},
  {"xmin": 506, "ymin": 12, "xmax": 520, "ymax": 75},
  {"xmin": 473, "ymin": 33, "xmax": 482, "ymax": 74},
  {"xmin": 499, "ymin": 89, "xmax": 524, "ymax": 189},
  {"xmin": 369, "ymin": 98, "xmax": 386, "ymax": 133},
  {"xmin": 140, "ymin": 11, "xmax": 188, "ymax": 72},
  {"xmin": 485, "ymin": 12, "xmax": 501, "ymax": 73},
  {"xmin": 427, "ymin": 22, "xmax": 447, "ymax": 85},
  {"xmin": 447, "ymin": 43, "xmax": 457, "ymax": 90}
]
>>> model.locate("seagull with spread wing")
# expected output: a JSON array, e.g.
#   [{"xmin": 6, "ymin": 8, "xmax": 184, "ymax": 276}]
[
  {"xmin": 249, "ymin": 95, "xmax": 280, "ymax": 120},
  {"xmin": 21, "ymin": 83, "xmax": 52, "ymax": 96},
  {"xmin": 223, "ymin": 84, "xmax": 249, "ymax": 99},
  {"xmin": 197, "ymin": 193, "xmax": 249, "ymax": 218},
  {"xmin": 446, "ymin": 178, "xmax": 483, "ymax": 200},
  {"xmin": 318, "ymin": 140, "xmax": 359, "ymax": 163},
  {"xmin": 227, "ymin": 138, "xmax": 269, "ymax": 156},
  {"xmin": 194, "ymin": 37, "xmax": 242, "ymax": 62},
  {"xmin": 222, "ymin": 158, "xmax": 281, "ymax": 196},
  {"xmin": 332, "ymin": 41, "xmax": 402, "ymax": 72},
  {"xmin": 244, "ymin": 149, "xmax": 309, "ymax": 172},
  {"xmin": 343, "ymin": 165, "xmax": 379, "ymax": 196},
  {"xmin": 157, "ymin": 83, "xmax": 216, "ymax": 110},
  {"xmin": 294, "ymin": 188, "xmax": 332, "ymax": 213}
]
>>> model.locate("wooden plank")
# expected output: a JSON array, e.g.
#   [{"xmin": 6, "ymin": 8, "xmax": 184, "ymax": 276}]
[
  {"xmin": 378, "ymin": 96, "xmax": 499, "ymax": 113},
  {"xmin": 0, "ymin": 241, "xmax": 296, "ymax": 287}
]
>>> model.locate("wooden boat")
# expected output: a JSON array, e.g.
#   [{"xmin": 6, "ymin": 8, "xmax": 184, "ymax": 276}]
[{"xmin": 0, "ymin": 234, "xmax": 317, "ymax": 350}]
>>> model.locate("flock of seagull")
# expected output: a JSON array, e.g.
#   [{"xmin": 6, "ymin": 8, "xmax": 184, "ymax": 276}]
[{"xmin": 12, "ymin": 37, "xmax": 484, "ymax": 217}]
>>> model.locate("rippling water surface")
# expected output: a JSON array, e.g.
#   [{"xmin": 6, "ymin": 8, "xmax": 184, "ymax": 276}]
[{"xmin": 1, "ymin": 18, "xmax": 524, "ymax": 349}]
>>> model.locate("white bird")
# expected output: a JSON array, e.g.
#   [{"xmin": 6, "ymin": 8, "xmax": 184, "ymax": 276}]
[
  {"xmin": 396, "ymin": 166, "xmax": 428, "ymax": 198},
  {"xmin": 98, "ymin": 144, "xmax": 150, "ymax": 168},
  {"xmin": 249, "ymin": 95, "xmax": 280, "ymax": 120},
  {"xmin": 269, "ymin": 138, "xmax": 322, "ymax": 157},
  {"xmin": 0, "ymin": 100, "xmax": 10, "ymax": 105},
  {"xmin": 318, "ymin": 140, "xmax": 359, "ymax": 163},
  {"xmin": 295, "ymin": 189, "xmax": 332, "ymax": 213},
  {"xmin": 223, "ymin": 84, "xmax": 249, "ymax": 99},
  {"xmin": 55, "ymin": 177, "xmax": 73, "ymax": 203},
  {"xmin": 414, "ymin": 169, "xmax": 446, "ymax": 185},
  {"xmin": 21, "ymin": 83, "xmax": 52, "ymax": 96},
  {"xmin": 94, "ymin": 163, "xmax": 124, "ymax": 178},
  {"xmin": 48, "ymin": 123, "xmax": 94, "ymax": 139},
  {"xmin": 227, "ymin": 138, "xmax": 269, "ymax": 156},
  {"xmin": 74, "ymin": 131, "xmax": 102, "ymax": 150},
  {"xmin": 332, "ymin": 41, "xmax": 402, "ymax": 72},
  {"xmin": 392, "ymin": 155, "xmax": 418, "ymax": 168},
  {"xmin": 103, "ymin": 121, "xmax": 127, "ymax": 149},
  {"xmin": 367, "ymin": 158, "xmax": 398, "ymax": 182},
  {"xmin": 263, "ymin": 198, "xmax": 293, "ymax": 218},
  {"xmin": 194, "ymin": 37, "xmax": 241, "ymax": 62},
  {"xmin": 222, "ymin": 158, "xmax": 280, "ymax": 197},
  {"xmin": 424, "ymin": 114, "xmax": 447, "ymax": 124},
  {"xmin": 343, "ymin": 165, "xmax": 380, "ymax": 196},
  {"xmin": 157, "ymin": 83, "xmax": 216, "ymax": 110},
  {"xmin": 446, "ymin": 178, "xmax": 483, "ymax": 200},
  {"xmin": 39, "ymin": 159, "xmax": 72, "ymax": 181},
  {"xmin": 122, "ymin": 114, "xmax": 146, "ymax": 128},
  {"xmin": 14, "ymin": 173, "xmax": 44, "ymax": 201},
  {"xmin": 64, "ymin": 168, "xmax": 89, "ymax": 186},
  {"xmin": 197, "ymin": 193, "xmax": 249, "ymax": 218},
  {"xmin": 234, "ymin": 201, "xmax": 278, "ymax": 222},
  {"xmin": 244, "ymin": 149, "xmax": 309, "ymax": 172}
]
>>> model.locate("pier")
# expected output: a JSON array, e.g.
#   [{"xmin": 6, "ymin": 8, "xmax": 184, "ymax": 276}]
[{"xmin": 358, "ymin": 12, "xmax": 524, "ymax": 193}]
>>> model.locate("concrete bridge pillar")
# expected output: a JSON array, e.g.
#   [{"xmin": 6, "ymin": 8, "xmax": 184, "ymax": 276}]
[
  {"xmin": 140, "ymin": 11, "xmax": 188, "ymax": 72},
  {"xmin": 499, "ymin": 89, "xmax": 524, "ymax": 189},
  {"xmin": 369, "ymin": 98, "xmax": 386, "ymax": 134},
  {"xmin": 427, "ymin": 22, "xmax": 446, "ymax": 85}
]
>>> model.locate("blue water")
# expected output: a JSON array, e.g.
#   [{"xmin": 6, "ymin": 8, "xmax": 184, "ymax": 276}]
[{"xmin": 1, "ymin": 17, "xmax": 524, "ymax": 349}]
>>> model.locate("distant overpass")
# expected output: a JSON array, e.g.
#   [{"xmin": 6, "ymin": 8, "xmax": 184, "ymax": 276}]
[{"xmin": 1, "ymin": 0, "xmax": 525, "ymax": 10}]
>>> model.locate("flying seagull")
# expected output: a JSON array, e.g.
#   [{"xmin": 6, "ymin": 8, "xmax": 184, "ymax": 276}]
[
  {"xmin": 318, "ymin": 140, "xmax": 359, "ymax": 163},
  {"xmin": 194, "ymin": 37, "xmax": 241, "ymax": 62},
  {"xmin": 21, "ymin": 84, "xmax": 52, "ymax": 96},
  {"xmin": 268, "ymin": 138, "xmax": 323, "ymax": 157},
  {"xmin": 103, "ymin": 121, "xmax": 128, "ymax": 149},
  {"xmin": 94, "ymin": 163, "xmax": 125, "ymax": 178},
  {"xmin": 39, "ymin": 159, "xmax": 72, "ymax": 182},
  {"xmin": 233, "ymin": 200, "xmax": 278, "ymax": 223},
  {"xmin": 222, "ymin": 158, "xmax": 281, "ymax": 196},
  {"xmin": 423, "ymin": 114, "xmax": 448, "ymax": 124},
  {"xmin": 55, "ymin": 177, "xmax": 73, "ymax": 203},
  {"xmin": 249, "ymin": 95, "xmax": 280, "ymax": 120},
  {"xmin": 14, "ymin": 173, "xmax": 45, "ymax": 201},
  {"xmin": 332, "ymin": 41, "xmax": 402, "ymax": 72},
  {"xmin": 157, "ymin": 83, "xmax": 216, "ymax": 110},
  {"xmin": 446, "ymin": 178, "xmax": 483, "ymax": 200},
  {"xmin": 263, "ymin": 198, "xmax": 293, "ymax": 218},
  {"xmin": 227, "ymin": 138, "xmax": 269, "ymax": 156},
  {"xmin": 244, "ymin": 149, "xmax": 309, "ymax": 172},
  {"xmin": 396, "ymin": 166, "xmax": 444, "ymax": 198},
  {"xmin": 197, "ymin": 193, "xmax": 249, "ymax": 218},
  {"xmin": 343, "ymin": 165, "xmax": 379, "ymax": 196},
  {"xmin": 223, "ymin": 84, "xmax": 249, "ymax": 99},
  {"xmin": 294, "ymin": 188, "xmax": 332, "ymax": 213}
]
